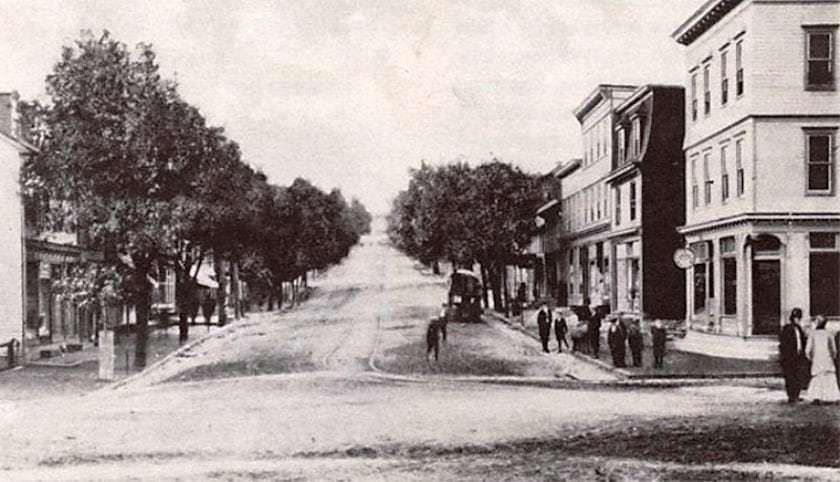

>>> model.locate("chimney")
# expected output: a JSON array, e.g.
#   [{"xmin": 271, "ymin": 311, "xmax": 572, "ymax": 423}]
[{"xmin": 0, "ymin": 91, "xmax": 20, "ymax": 139}]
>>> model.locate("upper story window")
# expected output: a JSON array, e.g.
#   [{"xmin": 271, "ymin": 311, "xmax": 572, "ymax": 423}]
[
  {"xmin": 804, "ymin": 27, "xmax": 836, "ymax": 90},
  {"xmin": 735, "ymin": 39, "xmax": 744, "ymax": 96},
  {"xmin": 629, "ymin": 181, "xmax": 637, "ymax": 221},
  {"xmin": 690, "ymin": 72, "xmax": 698, "ymax": 121},
  {"xmin": 631, "ymin": 116, "xmax": 644, "ymax": 157},
  {"xmin": 735, "ymin": 138, "xmax": 745, "ymax": 196},
  {"xmin": 617, "ymin": 127, "xmax": 626, "ymax": 164},
  {"xmin": 615, "ymin": 187, "xmax": 622, "ymax": 225},
  {"xmin": 720, "ymin": 50, "xmax": 729, "ymax": 105},
  {"xmin": 690, "ymin": 156, "xmax": 699, "ymax": 209},
  {"xmin": 703, "ymin": 63, "xmax": 711, "ymax": 115},
  {"xmin": 703, "ymin": 152, "xmax": 713, "ymax": 204},
  {"xmin": 805, "ymin": 129, "xmax": 836, "ymax": 195},
  {"xmin": 721, "ymin": 145, "xmax": 730, "ymax": 201}
]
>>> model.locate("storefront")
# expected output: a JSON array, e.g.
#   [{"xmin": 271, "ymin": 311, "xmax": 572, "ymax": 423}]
[{"xmin": 679, "ymin": 216, "xmax": 840, "ymax": 357}]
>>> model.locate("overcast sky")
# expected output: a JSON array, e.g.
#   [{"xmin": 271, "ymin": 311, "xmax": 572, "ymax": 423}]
[{"xmin": 1, "ymin": 0, "xmax": 704, "ymax": 213}]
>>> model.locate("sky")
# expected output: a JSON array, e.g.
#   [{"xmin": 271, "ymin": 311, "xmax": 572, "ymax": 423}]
[{"xmin": 0, "ymin": 0, "xmax": 704, "ymax": 214}]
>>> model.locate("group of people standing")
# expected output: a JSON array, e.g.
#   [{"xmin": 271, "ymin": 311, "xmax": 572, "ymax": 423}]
[
  {"xmin": 779, "ymin": 308, "xmax": 840, "ymax": 405},
  {"xmin": 534, "ymin": 303, "xmax": 668, "ymax": 369}
]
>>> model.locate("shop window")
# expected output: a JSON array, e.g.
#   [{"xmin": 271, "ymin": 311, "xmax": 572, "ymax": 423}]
[
  {"xmin": 809, "ymin": 232, "xmax": 840, "ymax": 316},
  {"xmin": 723, "ymin": 257, "xmax": 737, "ymax": 315},
  {"xmin": 694, "ymin": 263, "xmax": 707, "ymax": 314}
]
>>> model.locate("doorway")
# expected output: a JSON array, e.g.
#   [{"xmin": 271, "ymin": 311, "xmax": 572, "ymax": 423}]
[{"xmin": 752, "ymin": 259, "xmax": 780, "ymax": 335}]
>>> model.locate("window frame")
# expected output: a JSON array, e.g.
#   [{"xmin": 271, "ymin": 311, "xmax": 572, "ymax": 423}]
[
  {"xmin": 629, "ymin": 181, "xmax": 637, "ymax": 221},
  {"xmin": 720, "ymin": 145, "xmax": 730, "ymax": 202},
  {"xmin": 804, "ymin": 26, "xmax": 836, "ymax": 91},
  {"xmin": 615, "ymin": 187, "xmax": 622, "ymax": 226},
  {"xmin": 690, "ymin": 71, "xmax": 699, "ymax": 121},
  {"xmin": 735, "ymin": 39, "xmax": 744, "ymax": 97},
  {"xmin": 735, "ymin": 138, "xmax": 745, "ymax": 197},
  {"xmin": 703, "ymin": 62, "xmax": 711, "ymax": 115},
  {"xmin": 804, "ymin": 128, "xmax": 836, "ymax": 196},
  {"xmin": 703, "ymin": 152, "xmax": 713, "ymax": 205},
  {"xmin": 720, "ymin": 49, "xmax": 729, "ymax": 105}
]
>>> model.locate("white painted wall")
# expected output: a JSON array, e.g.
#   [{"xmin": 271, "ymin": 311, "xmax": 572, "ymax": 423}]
[{"xmin": 0, "ymin": 138, "xmax": 24, "ymax": 346}]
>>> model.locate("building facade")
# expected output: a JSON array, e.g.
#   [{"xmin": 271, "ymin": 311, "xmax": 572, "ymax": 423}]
[
  {"xmin": 559, "ymin": 85, "xmax": 637, "ymax": 309},
  {"xmin": 673, "ymin": 0, "xmax": 840, "ymax": 357},
  {"xmin": 607, "ymin": 85, "xmax": 687, "ymax": 320},
  {"xmin": 0, "ymin": 93, "xmax": 29, "ymax": 358}
]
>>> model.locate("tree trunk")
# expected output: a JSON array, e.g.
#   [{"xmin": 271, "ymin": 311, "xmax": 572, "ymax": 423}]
[
  {"xmin": 490, "ymin": 265, "xmax": 504, "ymax": 313},
  {"xmin": 231, "ymin": 261, "xmax": 241, "ymax": 319},
  {"xmin": 134, "ymin": 279, "xmax": 152, "ymax": 370},
  {"xmin": 502, "ymin": 264, "xmax": 510, "ymax": 316},
  {"xmin": 277, "ymin": 282, "xmax": 284, "ymax": 310},
  {"xmin": 432, "ymin": 260, "xmax": 440, "ymax": 275},
  {"xmin": 214, "ymin": 256, "xmax": 228, "ymax": 326},
  {"xmin": 480, "ymin": 264, "xmax": 490, "ymax": 309}
]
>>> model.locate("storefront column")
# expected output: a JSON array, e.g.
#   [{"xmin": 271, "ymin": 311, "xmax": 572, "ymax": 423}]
[
  {"xmin": 736, "ymin": 233, "xmax": 748, "ymax": 337},
  {"xmin": 744, "ymin": 238, "xmax": 753, "ymax": 336}
]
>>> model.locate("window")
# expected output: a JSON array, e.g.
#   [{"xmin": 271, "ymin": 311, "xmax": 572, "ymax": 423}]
[
  {"xmin": 809, "ymin": 232, "xmax": 840, "ymax": 316},
  {"xmin": 735, "ymin": 139, "xmax": 745, "ymax": 196},
  {"xmin": 721, "ymin": 50, "xmax": 729, "ymax": 105},
  {"xmin": 735, "ymin": 40, "xmax": 744, "ymax": 96},
  {"xmin": 703, "ymin": 63, "xmax": 711, "ymax": 115},
  {"xmin": 617, "ymin": 128, "xmax": 626, "ymax": 163},
  {"xmin": 615, "ymin": 188, "xmax": 621, "ymax": 225},
  {"xmin": 690, "ymin": 72, "xmax": 698, "ymax": 121},
  {"xmin": 703, "ymin": 153, "xmax": 713, "ymax": 204},
  {"xmin": 721, "ymin": 145, "xmax": 730, "ymax": 201},
  {"xmin": 596, "ymin": 185, "xmax": 601, "ymax": 220},
  {"xmin": 721, "ymin": 237, "xmax": 737, "ymax": 315},
  {"xmin": 629, "ymin": 181, "xmax": 637, "ymax": 221},
  {"xmin": 805, "ymin": 28, "xmax": 835, "ymax": 90},
  {"xmin": 632, "ymin": 116, "xmax": 644, "ymax": 156},
  {"xmin": 805, "ymin": 130, "xmax": 835, "ymax": 194},
  {"xmin": 691, "ymin": 157, "xmax": 699, "ymax": 208}
]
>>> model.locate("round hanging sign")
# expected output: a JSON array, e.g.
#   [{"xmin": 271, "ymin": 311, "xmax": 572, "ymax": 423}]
[{"xmin": 672, "ymin": 248, "xmax": 695, "ymax": 269}]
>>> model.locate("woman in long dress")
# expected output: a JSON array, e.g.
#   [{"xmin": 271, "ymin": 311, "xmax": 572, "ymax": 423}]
[{"xmin": 805, "ymin": 316, "xmax": 840, "ymax": 404}]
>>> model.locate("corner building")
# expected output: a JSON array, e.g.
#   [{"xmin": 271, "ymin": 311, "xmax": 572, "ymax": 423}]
[{"xmin": 672, "ymin": 0, "xmax": 840, "ymax": 358}]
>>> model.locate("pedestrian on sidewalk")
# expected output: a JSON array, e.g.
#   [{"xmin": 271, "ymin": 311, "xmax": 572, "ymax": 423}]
[
  {"xmin": 426, "ymin": 317, "xmax": 444, "ymax": 363},
  {"xmin": 779, "ymin": 307, "xmax": 809, "ymax": 403},
  {"xmin": 438, "ymin": 302, "xmax": 453, "ymax": 344},
  {"xmin": 627, "ymin": 319, "xmax": 644, "ymax": 367},
  {"xmin": 805, "ymin": 315, "xmax": 840, "ymax": 405},
  {"xmin": 537, "ymin": 303, "xmax": 552, "ymax": 353},
  {"xmin": 554, "ymin": 309, "xmax": 568, "ymax": 353},
  {"xmin": 651, "ymin": 319, "xmax": 667, "ymax": 369},
  {"xmin": 586, "ymin": 302, "xmax": 602, "ymax": 357},
  {"xmin": 607, "ymin": 316, "xmax": 627, "ymax": 368}
]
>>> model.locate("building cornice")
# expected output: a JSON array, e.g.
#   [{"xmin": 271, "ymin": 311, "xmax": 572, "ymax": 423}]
[
  {"xmin": 672, "ymin": 0, "xmax": 747, "ymax": 46},
  {"xmin": 678, "ymin": 212, "xmax": 840, "ymax": 235}
]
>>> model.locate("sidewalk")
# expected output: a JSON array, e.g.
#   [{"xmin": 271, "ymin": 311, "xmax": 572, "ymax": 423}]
[{"xmin": 489, "ymin": 310, "xmax": 780, "ymax": 380}]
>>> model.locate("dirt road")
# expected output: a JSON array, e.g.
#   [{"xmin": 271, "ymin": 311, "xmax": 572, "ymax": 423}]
[{"xmin": 1, "ymin": 230, "xmax": 837, "ymax": 481}]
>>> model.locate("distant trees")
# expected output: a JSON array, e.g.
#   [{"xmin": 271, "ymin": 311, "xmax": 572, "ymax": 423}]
[
  {"xmin": 22, "ymin": 31, "xmax": 371, "ymax": 368},
  {"xmin": 387, "ymin": 160, "xmax": 541, "ymax": 312}
]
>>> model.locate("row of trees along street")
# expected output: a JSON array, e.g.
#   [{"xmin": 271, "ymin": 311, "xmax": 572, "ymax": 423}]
[
  {"xmin": 386, "ymin": 160, "xmax": 542, "ymax": 312},
  {"xmin": 18, "ymin": 31, "xmax": 372, "ymax": 368}
]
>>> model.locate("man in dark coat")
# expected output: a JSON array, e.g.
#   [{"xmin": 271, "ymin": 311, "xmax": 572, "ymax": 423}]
[
  {"xmin": 586, "ymin": 304, "xmax": 601, "ymax": 357},
  {"xmin": 607, "ymin": 316, "xmax": 627, "ymax": 368},
  {"xmin": 537, "ymin": 303, "xmax": 552, "ymax": 353},
  {"xmin": 554, "ymin": 310, "xmax": 568, "ymax": 353},
  {"xmin": 626, "ymin": 319, "xmax": 644, "ymax": 367},
  {"xmin": 651, "ymin": 319, "xmax": 667, "ymax": 369},
  {"xmin": 779, "ymin": 307, "xmax": 808, "ymax": 403}
]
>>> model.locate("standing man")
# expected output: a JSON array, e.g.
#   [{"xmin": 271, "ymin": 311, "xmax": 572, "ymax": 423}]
[
  {"xmin": 651, "ymin": 319, "xmax": 667, "ymax": 369},
  {"xmin": 627, "ymin": 319, "xmax": 644, "ymax": 367},
  {"xmin": 537, "ymin": 303, "xmax": 552, "ymax": 353},
  {"xmin": 607, "ymin": 316, "xmax": 627, "ymax": 368},
  {"xmin": 779, "ymin": 308, "xmax": 808, "ymax": 403},
  {"xmin": 586, "ymin": 302, "xmax": 601, "ymax": 357},
  {"xmin": 554, "ymin": 309, "xmax": 568, "ymax": 353}
]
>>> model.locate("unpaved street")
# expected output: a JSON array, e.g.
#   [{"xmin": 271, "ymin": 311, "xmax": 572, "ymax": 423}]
[{"xmin": 1, "ymin": 231, "xmax": 838, "ymax": 481}]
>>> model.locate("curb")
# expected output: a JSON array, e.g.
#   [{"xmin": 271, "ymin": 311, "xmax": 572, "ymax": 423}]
[{"xmin": 484, "ymin": 311, "xmax": 781, "ymax": 381}]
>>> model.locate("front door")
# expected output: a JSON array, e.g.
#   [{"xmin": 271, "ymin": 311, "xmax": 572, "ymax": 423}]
[{"xmin": 752, "ymin": 259, "xmax": 780, "ymax": 335}]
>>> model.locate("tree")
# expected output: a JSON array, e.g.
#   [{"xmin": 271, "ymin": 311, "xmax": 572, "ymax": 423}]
[{"xmin": 387, "ymin": 159, "xmax": 541, "ymax": 312}]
